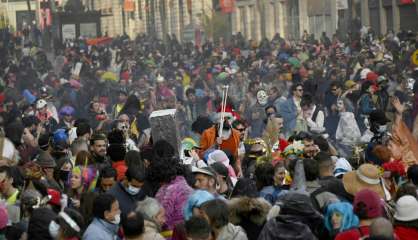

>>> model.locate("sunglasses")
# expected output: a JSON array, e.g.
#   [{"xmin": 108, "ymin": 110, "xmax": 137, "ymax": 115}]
[{"xmin": 236, "ymin": 128, "xmax": 246, "ymax": 132}]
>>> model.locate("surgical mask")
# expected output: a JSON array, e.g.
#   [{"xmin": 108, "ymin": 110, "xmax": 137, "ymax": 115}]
[
  {"xmin": 378, "ymin": 124, "xmax": 387, "ymax": 133},
  {"xmin": 126, "ymin": 184, "xmax": 141, "ymax": 195},
  {"xmin": 49, "ymin": 220, "xmax": 60, "ymax": 239},
  {"xmin": 221, "ymin": 130, "xmax": 231, "ymax": 140},
  {"xmin": 111, "ymin": 213, "xmax": 121, "ymax": 225}
]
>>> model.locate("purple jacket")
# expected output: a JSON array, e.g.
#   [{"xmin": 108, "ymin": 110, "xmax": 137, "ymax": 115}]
[{"xmin": 156, "ymin": 176, "xmax": 193, "ymax": 230}]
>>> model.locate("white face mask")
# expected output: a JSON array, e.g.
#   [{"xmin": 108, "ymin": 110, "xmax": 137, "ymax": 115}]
[
  {"xmin": 126, "ymin": 184, "xmax": 141, "ymax": 195},
  {"xmin": 111, "ymin": 213, "xmax": 121, "ymax": 225},
  {"xmin": 221, "ymin": 130, "xmax": 231, "ymax": 140},
  {"xmin": 49, "ymin": 220, "xmax": 60, "ymax": 239}
]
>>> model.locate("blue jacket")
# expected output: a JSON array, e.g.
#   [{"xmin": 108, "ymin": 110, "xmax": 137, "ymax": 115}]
[
  {"xmin": 83, "ymin": 218, "xmax": 120, "ymax": 240},
  {"xmin": 280, "ymin": 97, "xmax": 297, "ymax": 136}
]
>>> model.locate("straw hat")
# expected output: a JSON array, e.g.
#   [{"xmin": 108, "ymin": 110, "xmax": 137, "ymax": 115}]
[{"xmin": 342, "ymin": 164, "xmax": 385, "ymax": 198}]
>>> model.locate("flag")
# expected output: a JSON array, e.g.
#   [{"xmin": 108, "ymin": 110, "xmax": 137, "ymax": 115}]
[
  {"xmin": 124, "ymin": 0, "xmax": 135, "ymax": 12},
  {"xmin": 220, "ymin": 0, "xmax": 235, "ymax": 13},
  {"xmin": 399, "ymin": 0, "xmax": 414, "ymax": 4}
]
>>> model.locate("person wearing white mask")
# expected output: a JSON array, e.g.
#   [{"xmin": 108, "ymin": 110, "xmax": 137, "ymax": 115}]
[
  {"xmin": 199, "ymin": 118, "xmax": 240, "ymax": 162},
  {"xmin": 83, "ymin": 194, "xmax": 122, "ymax": 240},
  {"xmin": 108, "ymin": 167, "xmax": 146, "ymax": 216}
]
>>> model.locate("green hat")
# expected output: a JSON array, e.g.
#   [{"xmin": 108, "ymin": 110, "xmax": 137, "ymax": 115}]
[{"xmin": 182, "ymin": 138, "xmax": 199, "ymax": 151}]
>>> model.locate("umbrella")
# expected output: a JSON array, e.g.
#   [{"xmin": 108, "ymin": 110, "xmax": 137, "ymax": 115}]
[{"xmin": 86, "ymin": 37, "xmax": 113, "ymax": 46}]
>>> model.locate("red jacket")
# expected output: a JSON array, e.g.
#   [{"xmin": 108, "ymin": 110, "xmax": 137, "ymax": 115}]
[
  {"xmin": 335, "ymin": 226, "xmax": 370, "ymax": 240},
  {"xmin": 394, "ymin": 226, "xmax": 418, "ymax": 240}
]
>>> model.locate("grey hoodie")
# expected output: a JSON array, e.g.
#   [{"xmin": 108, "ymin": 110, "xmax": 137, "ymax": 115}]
[{"xmin": 217, "ymin": 223, "xmax": 248, "ymax": 240}]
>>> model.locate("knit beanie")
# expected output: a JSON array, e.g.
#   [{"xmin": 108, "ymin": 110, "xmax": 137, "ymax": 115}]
[{"xmin": 353, "ymin": 189, "xmax": 383, "ymax": 219}]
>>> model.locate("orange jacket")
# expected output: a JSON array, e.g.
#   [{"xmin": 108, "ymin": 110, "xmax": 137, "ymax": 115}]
[{"xmin": 199, "ymin": 126, "xmax": 240, "ymax": 159}]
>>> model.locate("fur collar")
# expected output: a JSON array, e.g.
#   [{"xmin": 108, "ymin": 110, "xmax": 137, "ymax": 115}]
[{"xmin": 228, "ymin": 197, "xmax": 271, "ymax": 226}]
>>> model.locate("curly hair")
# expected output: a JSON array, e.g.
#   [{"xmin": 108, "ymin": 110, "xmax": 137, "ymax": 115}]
[{"xmin": 146, "ymin": 156, "xmax": 183, "ymax": 184}]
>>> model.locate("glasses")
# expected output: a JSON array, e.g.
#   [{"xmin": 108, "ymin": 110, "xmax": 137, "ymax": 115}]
[{"xmin": 236, "ymin": 128, "xmax": 246, "ymax": 132}]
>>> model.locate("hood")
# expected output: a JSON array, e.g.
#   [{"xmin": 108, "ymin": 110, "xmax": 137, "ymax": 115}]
[
  {"xmin": 217, "ymin": 223, "xmax": 247, "ymax": 240},
  {"xmin": 228, "ymin": 197, "xmax": 271, "ymax": 226},
  {"xmin": 258, "ymin": 216, "xmax": 317, "ymax": 240}
]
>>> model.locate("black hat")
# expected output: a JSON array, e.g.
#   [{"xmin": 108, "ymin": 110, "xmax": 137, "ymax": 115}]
[
  {"xmin": 192, "ymin": 166, "xmax": 217, "ymax": 178},
  {"xmin": 36, "ymin": 151, "xmax": 56, "ymax": 168},
  {"xmin": 210, "ymin": 162, "xmax": 228, "ymax": 178},
  {"xmin": 369, "ymin": 110, "xmax": 390, "ymax": 125}
]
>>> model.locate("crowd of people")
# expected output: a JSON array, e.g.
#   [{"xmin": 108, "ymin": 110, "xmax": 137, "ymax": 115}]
[{"xmin": 0, "ymin": 23, "xmax": 418, "ymax": 240}]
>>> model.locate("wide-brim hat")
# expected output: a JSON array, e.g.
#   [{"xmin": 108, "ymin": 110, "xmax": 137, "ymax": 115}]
[
  {"xmin": 192, "ymin": 166, "xmax": 216, "ymax": 178},
  {"xmin": 342, "ymin": 163, "xmax": 385, "ymax": 198}
]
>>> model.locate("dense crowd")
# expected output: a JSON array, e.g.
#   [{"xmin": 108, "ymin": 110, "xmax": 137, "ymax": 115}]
[{"xmin": 0, "ymin": 25, "xmax": 418, "ymax": 240}]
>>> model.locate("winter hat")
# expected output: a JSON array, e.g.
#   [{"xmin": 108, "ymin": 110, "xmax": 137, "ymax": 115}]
[
  {"xmin": 0, "ymin": 204, "xmax": 8, "ymax": 230},
  {"xmin": 394, "ymin": 195, "xmax": 418, "ymax": 222},
  {"xmin": 36, "ymin": 150, "xmax": 56, "ymax": 168},
  {"xmin": 366, "ymin": 72, "xmax": 379, "ymax": 81},
  {"xmin": 52, "ymin": 129, "xmax": 69, "ymax": 150},
  {"xmin": 27, "ymin": 207, "xmax": 57, "ymax": 240},
  {"xmin": 59, "ymin": 106, "xmax": 75, "ymax": 117},
  {"xmin": 353, "ymin": 189, "xmax": 383, "ymax": 219},
  {"xmin": 22, "ymin": 89, "xmax": 37, "ymax": 105},
  {"xmin": 183, "ymin": 190, "xmax": 215, "ymax": 221},
  {"xmin": 21, "ymin": 189, "xmax": 42, "ymax": 209},
  {"xmin": 47, "ymin": 188, "xmax": 61, "ymax": 207},
  {"xmin": 206, "ymin": 150, "xmax": 236, "ymax": 178}
]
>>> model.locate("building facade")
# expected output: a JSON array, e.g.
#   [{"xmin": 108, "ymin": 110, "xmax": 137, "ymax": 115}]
[{"xmin": 359, "ymin": 0, "xmax": 418, "ymax": 35}]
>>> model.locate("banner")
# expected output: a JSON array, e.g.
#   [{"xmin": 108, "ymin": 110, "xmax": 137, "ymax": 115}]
[
  {"xmin": 187, "ymin": 0, "xmax": 192, "ymax": 14},
  {"xmin": 399, "ymin": 0, "xmax": 415, "ymax": 4},
  {"xmin": 62, "ymin": 24, "xmax": 76, "ymax": 41},
  {"xmin": 220, "ymin": 0, "xmax": 235, "ymax": 13},
  {"xmin": 337, "ymin": 0, "xmax": 349, "ymax": 9},
  {"xmin": 124, "ymin": 0, "xmax": 135, "ymax": 12}
]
